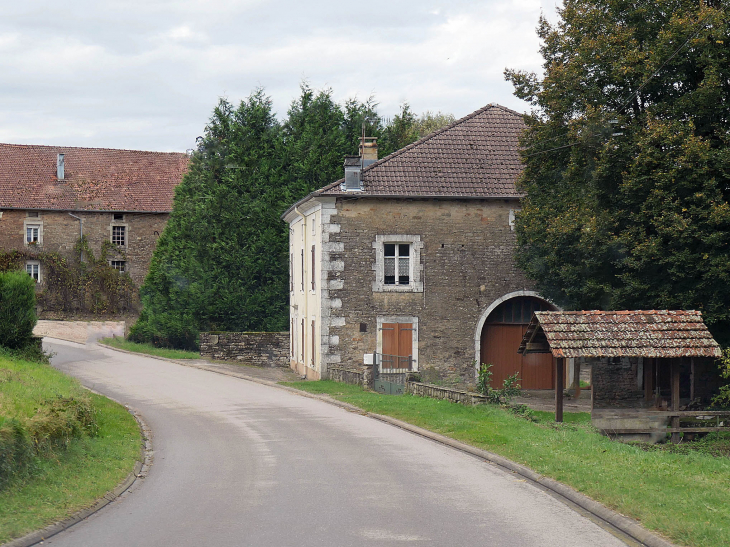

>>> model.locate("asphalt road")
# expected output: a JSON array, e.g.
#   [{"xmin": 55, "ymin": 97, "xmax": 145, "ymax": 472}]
[{"xmin": 45, "ymin": 340, "xmax": 628, "ymax": 547}]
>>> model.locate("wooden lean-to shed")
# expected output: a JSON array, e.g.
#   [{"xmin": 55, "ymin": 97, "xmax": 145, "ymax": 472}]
[{"xmin": 518, "ymin": 310, "xmax": 723, "ymax": 442}]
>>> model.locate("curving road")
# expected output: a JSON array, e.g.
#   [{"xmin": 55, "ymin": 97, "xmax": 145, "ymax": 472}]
[{"xmin": 44, "ymin": 340, "xmax": 628, "ymax": 547}]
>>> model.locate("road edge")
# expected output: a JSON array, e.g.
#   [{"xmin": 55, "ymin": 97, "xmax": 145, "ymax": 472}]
[
  {"xmin": 96, "ymin": 342, "xmax": 677, "ymax": 547},
  {"xmin": 2, "ymin": 403, "xmax": 153, "ymax": 547}
]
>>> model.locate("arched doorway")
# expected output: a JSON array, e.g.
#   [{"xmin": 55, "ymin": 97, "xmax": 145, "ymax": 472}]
[{"xmin": 479, "ymin": 295, "xmax": 556, "ymax": 389}]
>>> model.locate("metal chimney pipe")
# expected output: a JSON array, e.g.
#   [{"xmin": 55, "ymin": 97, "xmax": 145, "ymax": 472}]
[{"xmin": 57, "ymin": 154, "xmax": 65, "ymax": 180}]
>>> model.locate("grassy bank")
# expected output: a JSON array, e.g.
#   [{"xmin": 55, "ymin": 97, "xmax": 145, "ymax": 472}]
[
  {"xmin": 284, "ymin": 380, "xmax": 730, "ymax": 547},
  {"xmin": 99, "ymin": 337, "xmax": 200, "ymax": 360},
  {"xmin": 0, "ymin": 354, "xmax": 142, "ymax": 544}
]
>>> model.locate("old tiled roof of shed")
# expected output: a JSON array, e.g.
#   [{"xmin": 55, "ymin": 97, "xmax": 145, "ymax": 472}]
[
  {"xmin": 0, "ymin": 143, "xmax": 189, "ymax": 212},
  {"xmin": 518, "ymin": 310, "xmax": 722, "ymax": 359},
  {"xmin": 316, "ymin": 103, "xmax": 526, "ymax": 199}
]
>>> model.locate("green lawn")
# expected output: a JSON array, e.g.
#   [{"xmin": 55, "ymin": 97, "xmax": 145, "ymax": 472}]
[
  {"xmin": 99, "ymin": 337, "xmax": 200, "ymax": 360},
  {"xmin": 284, "ymin": 380, "xmax": 730, "ymax": 547},
  {"xmin": 0, "ymin": 355, "xmax": 142, "ymax": 544}
]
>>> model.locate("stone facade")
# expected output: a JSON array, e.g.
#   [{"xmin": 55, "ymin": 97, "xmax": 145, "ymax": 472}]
[
  {"xmin": 200, "ymin": 332, "xmax": 289, "ymax": 368},
  {"xmin": 0, "ymin": 209, "xmax": 169, "ymax": 287},
  {"xmin": 321, "ymin": 197, "xmax": 532, "ymax": 386},
  {"xmin": 592, "ymin": 357, "xmax": 647, "ymax": 408}
]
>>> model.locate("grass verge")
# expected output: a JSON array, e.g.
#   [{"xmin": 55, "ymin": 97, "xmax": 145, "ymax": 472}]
[
  {"xmin": 0, "ymin": 355, "xmax": 142, "ymax": 544},
  {"xmin": 284, "ymin": 380, "xmax": 730, "ymax": 547},
  {"xmin": 99, "ymin": 337, "xmax": 200, "ymax": 360}
]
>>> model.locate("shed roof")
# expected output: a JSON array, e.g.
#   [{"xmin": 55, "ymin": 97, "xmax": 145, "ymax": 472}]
[
  {"xmin": 0, "ymin": 143, "xmax": 189, "ymax": 213},
  {"xmin": 518, "ymin": 310, "xmax": 722, "ymax": 359}
]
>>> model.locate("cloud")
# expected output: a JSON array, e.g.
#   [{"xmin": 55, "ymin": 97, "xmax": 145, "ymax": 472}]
[{"xmin": 0, "ymin": 0, "xmax": 559, "ymax": 151}]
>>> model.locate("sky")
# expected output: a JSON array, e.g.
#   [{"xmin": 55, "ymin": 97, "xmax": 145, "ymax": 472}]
[{"xmin": 0, "ymin": 1, "xmax": 560, "ymax": 152}]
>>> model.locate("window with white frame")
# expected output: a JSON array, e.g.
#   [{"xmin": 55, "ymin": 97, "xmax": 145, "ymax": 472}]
[
  {"xmin": 26, "ymin": 225, "xmax": 40, "ymax": 244},
  {"xmin": 26, "ymin": 261, "xmax": 40, "ymax": 283},
  {"xmin": 372, "ymin": 235, "xmax": 423, "ymax": 293},
  {"xmin": 111, "ymin": 225, "xmax": 126, "ymax": 246},
  {"xmin": 110, "ymin": 260, "xmax": 126, "ymax": 273}
]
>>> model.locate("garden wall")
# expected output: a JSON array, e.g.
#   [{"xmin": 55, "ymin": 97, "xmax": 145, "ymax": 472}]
[{"xmin": 200, "ymin": 332, "xmax": 289, "ymax": 368}]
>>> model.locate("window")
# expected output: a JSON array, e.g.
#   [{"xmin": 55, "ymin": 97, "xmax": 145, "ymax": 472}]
[
  {"xmin": 113, "ymin": 213, "xmax": 124, "ymax": 221},
  {"xmin": 25, "ymin": 262, "xmax": 40, "ymax": 283},
  {"xmin": 112, "ymin": 225, "xmax": 126, "ymax": 246},
  {"xmin": 300, "ymin": 249, "xmax": 304, "ymax": 292},
  {"xmin": 290, "ymin": 252, "xmax": 294, "ymax": 292},
  {"xmin": 311, "ymin": 245, "xmax": 316, "ymax": 291},
  {"xmin": 26, "ymin": 225, "xmax": 40, "ymax": 244},
  {"xmin": 372, "ymin": 235, "xmax": 423, "ymax": 293},
  {"xmin": 377, "ymin": 316, "xmax": 419, "ymax": 372},
  {"xmin": 27, "ymin": 211, "xmax": 39, "ymax": 218},
  {"xmin": 384, "ymin": 243, "xmax": 410, "ymax": 285},
  {"xmin": 110, "ymin": 260, "xmax": 126, "ymax": 273}
]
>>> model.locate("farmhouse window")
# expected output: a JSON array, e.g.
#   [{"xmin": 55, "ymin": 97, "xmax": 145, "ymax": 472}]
[
  {"xmin": 110, "ymin": 260, "xmax": 126, "ymax": 273},
  {"xmin": 384, "ymin": 243, "xmax": 410, "ymax": 286},
  {"xmin": 112, "ymin": 226, "xmax": 126, "ymax": 246},
  {"xmin": 25, "ymin": 262, "xmax": 40, "ymax": 283},
  {"xmin": 311, "ymin": 245, "xmax": 316, "ymax": 291},
  {"xmin": 26, "ymin": 225, "xmax": 40, "ymax": 244},
  {"xmin": 372, "ymin": 235, "xmax": 423, "ymax": 293}
]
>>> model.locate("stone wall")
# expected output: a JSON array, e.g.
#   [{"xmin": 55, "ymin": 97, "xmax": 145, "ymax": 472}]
[
  {"xmin": 322, "ymin": 198, "xmax": 533, "ymax": 387},
  {"xmin": 200, "ymin": 332, "xmax": 289, "ymax": 368},
  {"xmin": 592, "ymin": 357, "xmax": 647, "ymax": 408},
  {"xmin": 328, "ymin": 365, "xmax": 366, "ymax": 386},
  {"xmin": 407, "ymin": 382, "xmax": 488, "ymax": 406},
  {"xmin": 0, "ymin": 209, "xmax": 169, "ymax": 288}
]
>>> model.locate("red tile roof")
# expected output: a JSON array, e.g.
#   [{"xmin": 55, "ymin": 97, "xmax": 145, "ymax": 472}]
[
  {"xmin": 0, "ymin": 143, "xmax": 189, "ymax": 212},
  {"xmin": 317, "ymin": 103, "xmax": 526, "ymax": 199},
  {"xmin": 518, "ymin": 310, "xmax": 722, "ymax": 359}
]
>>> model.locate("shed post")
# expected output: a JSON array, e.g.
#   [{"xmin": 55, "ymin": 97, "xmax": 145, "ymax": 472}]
[
  {"xmin": 555, "ymin": 357, "xmax": 564, "ymax": 423},
  {"xmin": 671, "ymin": 358, "xmax": 681, "ymax": 443}
]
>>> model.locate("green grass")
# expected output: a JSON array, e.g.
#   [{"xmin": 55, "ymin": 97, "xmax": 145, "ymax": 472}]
[
  {"xmin": 284, "ymin": 380, "xmax": 730, "ymax": 547},
  {"xmin": 0, "ymin": 355, "xmax": 142, "ymax": 544},
  {"xmin": 99, "ymin": 337, "xmax": 200, "ymax": 359}
]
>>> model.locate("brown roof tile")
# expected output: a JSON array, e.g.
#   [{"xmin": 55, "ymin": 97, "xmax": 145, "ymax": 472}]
[
  {"xmin": 0, "ymin": 143, "xmax": 189, "ymax": 212},
  {"xmin": 318, "ymin": 103, "xmax": 526, "ymax": 199},
  {"xmin": 519, "ymin": 310, "xmax": 722, "ymax": 358}
]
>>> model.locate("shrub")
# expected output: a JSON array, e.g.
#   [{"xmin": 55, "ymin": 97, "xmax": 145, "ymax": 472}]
[
  {"xmin": 477, "ymin": 362, "xmax": 522, "ymax": 404},
  {"xmin": 0, "ymin": 271, "xmax": 37, "ymax": 349}
]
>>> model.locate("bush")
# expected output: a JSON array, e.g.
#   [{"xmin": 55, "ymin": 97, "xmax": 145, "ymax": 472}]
[
  {"xmin": 0, "ymin": 271, "xmax": 37, "ymax": 349},
  {"xmin": 477, "ymin": 362, "xmax": 522, "ymax": 404}
]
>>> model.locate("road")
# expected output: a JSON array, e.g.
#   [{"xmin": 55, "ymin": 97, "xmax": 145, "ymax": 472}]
[{"xmin": 44, "ymin": 340, "xmax": 628, "ymax": 547}]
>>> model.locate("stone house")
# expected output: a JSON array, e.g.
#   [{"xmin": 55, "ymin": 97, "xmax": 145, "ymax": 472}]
[
  {"xmin": 283, "ymin": 104, "xmax": 557, "ymax": 388},
  {"xmin": 0, "ymin": 143, "xmax": 188, "ymax": 307}
]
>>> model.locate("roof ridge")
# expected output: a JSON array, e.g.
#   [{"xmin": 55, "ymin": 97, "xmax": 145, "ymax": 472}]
[
  {"xmin": 359, "ymin": 103, "xmax": 513, "ymax": 175},
  {"xmin": 310, "ymin": 103, "xmax": 522, "ymax": 197},
  {"xmin": 0, "ymin": 142, "xmax": 188, "ymax": 156}
]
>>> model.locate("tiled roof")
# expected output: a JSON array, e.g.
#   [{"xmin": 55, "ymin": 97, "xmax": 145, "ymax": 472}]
[
  {"xmin": 317, "ymin": 103, "xmax": 525, "ymax": 199},
  {"xmin": 0, "ymin": 143, "xmax": 189, "ymax": 212},
  {"xmin": 518, "ymin": 310, "xmax": 722, "ymax": 359}
]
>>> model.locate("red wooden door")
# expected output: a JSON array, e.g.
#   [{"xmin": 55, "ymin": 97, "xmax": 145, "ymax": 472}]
[
  {"xmin": 382, "ymin": 323, "xmax": 413, "ymax": 370},
  {"xmin": 481, "ymin": 323, "xmax": 554, "ymax": 390}
]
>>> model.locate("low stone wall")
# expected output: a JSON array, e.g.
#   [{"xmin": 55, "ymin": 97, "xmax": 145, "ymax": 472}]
[
  {"xmin": 200, "ymin": 332, "xmax": 289, "ymax": 368},
  {"xmin": 329, "ymin": 366, "xmax": 366, "ymax": 386},
  {"xmin": 406, "ymin": 382, "xmax": 488, "ymax": 406}
]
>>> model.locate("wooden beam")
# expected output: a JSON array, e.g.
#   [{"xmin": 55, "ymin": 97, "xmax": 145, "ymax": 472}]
[
  {"xmin": 524, "ymin": 342, "xmax": 551, "ymax": 353},
  {"xmin": 671, "ymin": 358, "xmax": 681, "ymax": 443},
  {"xmin": 555, "ymin": 357, "xmax": 564, "ymax": 423}
]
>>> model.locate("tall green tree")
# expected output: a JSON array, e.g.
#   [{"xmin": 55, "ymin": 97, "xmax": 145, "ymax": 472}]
[
  {"xmin": 506, "ymin": 0, "xmax": 730, "ymax": 344},
  {"xmin": 132, "ymin": 90, "xmax": 286, "ymax": 348}
]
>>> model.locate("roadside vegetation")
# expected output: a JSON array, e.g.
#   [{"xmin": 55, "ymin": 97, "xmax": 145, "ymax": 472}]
[
  {"xmin": 0, "ymin": 353, "xmax": 142, "ymax": 543},
  {"xmin": 0, "ymin": 269, "xmax": 142, "ymax": 543},
  {"xmin": 99, "ymin": 337, "xmax": 199, "ymax": 360},
  {"xmin": 285, "ymin": 380, "xmax": 730, "ymax": 547}
]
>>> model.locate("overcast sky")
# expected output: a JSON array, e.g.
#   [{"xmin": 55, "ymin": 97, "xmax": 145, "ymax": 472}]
[{"xmin": 0, "ymin": 1, "xmax": 560, "ymax": 152}]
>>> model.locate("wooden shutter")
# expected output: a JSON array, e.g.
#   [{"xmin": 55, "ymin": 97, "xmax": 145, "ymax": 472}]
[
  {"xmin": 311, "ymin": 320, "xmax": 315, "ymax": 366},
  {"xmin": 300, "ymin": 250, "xmax": 304, "ymax": 291},
  {"xmin": 301, "ymin": 318, "xmax": 305, "ymax": 363},
  {"xmin": 381, "ymin": 323, "xmax": 413, "ymax": 370},
  {"xmin": 311, "ymin": 245, "xmax": 316, "ymax": 291}
]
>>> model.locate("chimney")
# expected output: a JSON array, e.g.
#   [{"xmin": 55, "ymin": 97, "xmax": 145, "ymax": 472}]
[
  {"xmin": 343, "ymin": 155, "xmax": 362, "ymax": 192},
  {"xmin": 56, "ymin": 153, "xmax": 65, "ymax": 180},
  {"xmin": 360, "ymin": 137, "xmax": 377, "ymax": 167}
]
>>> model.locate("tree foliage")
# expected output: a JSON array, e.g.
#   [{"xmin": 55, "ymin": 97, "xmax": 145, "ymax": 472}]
[
  {"xmin": 506, "ymin": 0, "xmax": 730, "ymax": 345},
  {"xmin": 0, "ymin": 271, "xmax": 37, "ymax": 350},
  {"xmin": 132, "ymin": 85, "xmax": 454, "ymax": 348}
]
